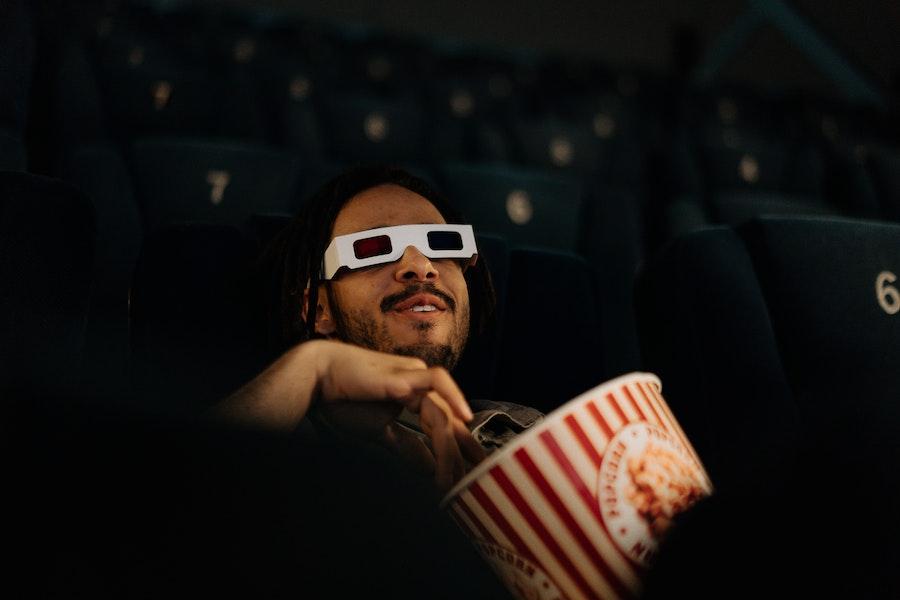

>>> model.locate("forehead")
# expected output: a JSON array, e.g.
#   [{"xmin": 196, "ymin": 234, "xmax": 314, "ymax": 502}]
[{"xmin": 331, "ymin": 184, "xmax": 447, "ymax": 238}]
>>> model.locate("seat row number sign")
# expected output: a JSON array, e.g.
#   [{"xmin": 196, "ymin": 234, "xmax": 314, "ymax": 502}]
[
  {"xmin": 876, "ymin": 271, "xmax": 899, "ymax": 315},
  {"xmin": 206, "ymin": 170, "xmax": 231, "ymax": 205}
]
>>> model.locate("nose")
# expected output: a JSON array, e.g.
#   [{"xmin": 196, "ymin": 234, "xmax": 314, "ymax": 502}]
[{"xmin": 394, "ymin": 245, "xmax": 438, "ymax": 283}]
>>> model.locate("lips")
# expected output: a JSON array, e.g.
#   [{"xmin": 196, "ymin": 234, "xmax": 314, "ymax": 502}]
[
  {"xmin": 391, "ymin": 293, "xmax": 448, "ymax": 312},
  {"xmin": 381, "ymin": 285, "xmax": 456, "ymax": 314}
]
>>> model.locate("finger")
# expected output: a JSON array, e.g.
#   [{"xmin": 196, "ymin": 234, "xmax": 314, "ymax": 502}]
[
  {"xmin": 381, "ymin": 368, "xmax": 432, "ymax": 406},
  {"xmin": 378, "ymin": 363, "xmax": 472, "ymax": 422},
  {"xmin": 453, "ymin": 418, "xmax": 487, "ymax": 467},
  {"xmin": 391, "ymin": 355, "xmax": 428, "ymax": 371},
  {"xmin": 425, "ymin": 367, "xmax": 473, "ymax": 422},
  {"xmin": 420, "ymin": 394, "xmax": 465, "ymax": 493}
]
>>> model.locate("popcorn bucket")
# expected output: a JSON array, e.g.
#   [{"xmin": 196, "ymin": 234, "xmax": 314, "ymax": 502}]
[{"xmin": 442, "ymin": 373, "xmax": 712, "ymax": 600}]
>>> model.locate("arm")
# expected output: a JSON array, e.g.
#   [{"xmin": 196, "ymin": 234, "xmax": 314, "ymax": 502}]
[{"xmin": 215, "ymin": 339, "xmax": 484, "ymax": 490}]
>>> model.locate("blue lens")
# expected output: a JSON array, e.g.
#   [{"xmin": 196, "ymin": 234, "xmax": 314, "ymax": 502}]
[{"xmin": 427, "ymin": 231, "xmax": 463, "ymax": 250}]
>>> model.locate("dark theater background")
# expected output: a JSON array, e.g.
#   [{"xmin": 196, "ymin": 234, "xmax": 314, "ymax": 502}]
[{"xmin": 2, "ymin": 0, "xmax": 899, "ymax": 597}]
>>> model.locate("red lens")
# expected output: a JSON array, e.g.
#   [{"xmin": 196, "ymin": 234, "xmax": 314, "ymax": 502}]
[{"xmin": 353, "ymin": 235, "xmax": 392, "ymax": 259}]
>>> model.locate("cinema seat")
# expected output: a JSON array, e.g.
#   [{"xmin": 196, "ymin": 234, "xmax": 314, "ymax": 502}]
[
  {"xmin": 338, "ymin": 34, "xmax": 426, "ymax": 93},
  {"xmin": 494, "ymin": 247, "xmax": 604, "ymax": 414},
  {"xmin": 437, "ymin": 162, "xmax": 584, "ymax": 252},
  {"xmin": 129, "ymin": 223, "xmax": 267, "ymax": 413},
  {"xmin": 0, "ymin": 130, "xmax": 26, "ymax": 171},
  {"xmin": 92, "ymin": 24, "xmax": 264, "ymax": 141},
  {"xmin": 636, "ymin": 216, "xmax": 900, "ymax": 489},
  {"xmin": 661, "ymin": 131, "xmax": 841, "ymax": 245},
  {"xmin": 577, "ymin": 183, "xmax": 646, "ymax": 379},
  {"xmin": 259, "ymin": 59, "xmax": 323, "ymax": 160},
  {"xmin": 52, "ymin": 39, "xmax": 108, "ymax": 149},
  {"xmin": 688, "ymin": 87, "xmax": 787, "ymax": 144},
  {"xmin": 512, "ymin": 117, "xmax": 603, "ymax": 174},
  {"xmin": 512, "ymin": 114, "xmax": 644, "ymax": 183},
  {"xmin": 0, "ymin": 172, "xmax": 94, "ymax": 397},
  {"xmin": 636, "ymin": 216, "xmax": 900, "ymax": 597},
  {"xmin": 56, "ymin": 143, "xmax": 142, "ymax": 400},
  {"xmin": 425, "ymin": 79, "xmax": 498, "ymax": 163},
  {"xmin": 130, "ymin": 138, "xmax": 303, "ymax": 232},
  {"xmin": 318, "ymin": 92, "xmax": 427, "ymax": 165},
  {"xmin": 867, "ymin": 145, "xmax": 900, "ymax": 222},
  {"xmin": 0, "ymin": 0, "xmax": 34, "ymax": 140},
  {"xmin": 452, "ymin": 233, "xmax": 510, "ymax": 405}
]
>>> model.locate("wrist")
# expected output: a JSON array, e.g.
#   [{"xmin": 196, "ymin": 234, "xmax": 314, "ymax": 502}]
[{"xmin": 299, "ymin": 339, "xmax": 333, "ymax": 408}]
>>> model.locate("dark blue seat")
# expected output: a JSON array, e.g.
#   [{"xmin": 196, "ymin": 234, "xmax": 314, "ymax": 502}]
[
  {"xmin": 425, "ymin": 79, "xmax": 512, "ymax": 163},
  {"xmin": 51, "ymin": 38, "xmax": 108, "ymax": 151},
  {"xmin": 662, "ymin": 131, "xmax": 841, "ymax": 243},
  {"xmin": 636, "ymin": 216, "xmax": 900, "ymax": 491},
  {"xmin": 90, "ymin": 17, "xmax": 265, "ymax": 141},
  {"xmin": 55, "ymin": 143, "xmax": 142, "ymax": 400},
  {"xmin": 636, "ymin": 216, "xmax": 900, "ymax": 597},
  {"xmin": 0, "ymin": 172, "xmax": 95, "ymax": 397},
  {"xmin": 512, "ymin": 117, "xmax": 603, "ymax": 174},
  {"xmin": 318, "ymin": 92, "xmax": 428, "ymax": 165},
  {"xmin": 0, "ymin": 130, "xmax": 26, "ymax": 171},
  {"xmin": 512, "ymin": 114, "xmax": 644, "ymax": 183},
  {"xmin": 437, "ymin": 162, "xmax": 585, "ymax": 252},
  {"xmin": 336, "ymin": 34, "xmax": 427, "ymax": 93},
  {"xmin": 493, "ymin": 247, "xmax": 604, "ymax": 414},
  {"xmin": 577, "ymin": 182, "xmax": 646, "ymax": 379},
  {"xmin": 129, "ymin": 223, "xmax": 266, "ymax": 413},
  {"xmin": 129, "ymin": 138, "xmax": 303, "ymax": 232},
  {"xmin": 256, "ymin": 54, "xmax": 324, "ymax": 160},
  {"xmin": 0, "ymin": 0, "xmax": 34, "ymax": 140},
  {"xmin": 452, "ymin": 233, "xmax": 510, "ymax": 405},
  {"xmin": 867, "ymin": 145, "xmax": 900, "ymax": 222}
]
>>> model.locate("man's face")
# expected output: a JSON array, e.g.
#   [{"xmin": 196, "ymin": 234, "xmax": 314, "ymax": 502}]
[{"xmin": 313, "ymin": 184, "xmax": 471, "ymax": 369}]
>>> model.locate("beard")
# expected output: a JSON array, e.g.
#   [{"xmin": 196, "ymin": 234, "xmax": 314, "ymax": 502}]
[{"xmin": 327, "ymin": 286, "xmax": 469, "ymax": 371}]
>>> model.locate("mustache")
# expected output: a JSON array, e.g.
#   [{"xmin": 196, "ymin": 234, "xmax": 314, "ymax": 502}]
[{"xmin": 381, "ymin": 283, "xmax": 457, "ymax": 313}]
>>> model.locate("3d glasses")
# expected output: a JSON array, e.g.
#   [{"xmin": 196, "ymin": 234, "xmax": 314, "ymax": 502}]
[{"xmin": 321, "ymin": 224, "xmax": 477, "ymax": 280}]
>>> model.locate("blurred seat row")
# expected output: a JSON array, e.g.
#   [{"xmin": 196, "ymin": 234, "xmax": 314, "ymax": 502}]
[{"xmin": 2, "ymin": 0, "xmax": 898, "ymax": 408}]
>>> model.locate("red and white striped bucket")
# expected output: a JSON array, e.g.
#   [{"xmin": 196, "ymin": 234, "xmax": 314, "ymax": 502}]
[{"xmin": 442, "ymin": 373, "xmax": 712, "ymax": 600}]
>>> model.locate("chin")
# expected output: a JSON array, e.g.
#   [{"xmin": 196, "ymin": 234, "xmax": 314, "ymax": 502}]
[{"xmin": 391, "ymin": 343, "xmax": 459, "ymax": 370}]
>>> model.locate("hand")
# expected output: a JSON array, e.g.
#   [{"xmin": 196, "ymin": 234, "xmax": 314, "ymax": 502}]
[{"xmin": 313, "ymin": 341, "xmax": 486, "ymax": 492}]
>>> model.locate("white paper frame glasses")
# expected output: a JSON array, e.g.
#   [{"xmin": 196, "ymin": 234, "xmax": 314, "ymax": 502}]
[{"xmin": 321, "ymin": 224, "xmax": 478, "ymax": 280}]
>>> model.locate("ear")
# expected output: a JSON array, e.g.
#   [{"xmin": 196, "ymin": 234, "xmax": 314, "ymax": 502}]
[{"xmin": 302, "ymin": 286, "xmax": 336, "ymax": 336}]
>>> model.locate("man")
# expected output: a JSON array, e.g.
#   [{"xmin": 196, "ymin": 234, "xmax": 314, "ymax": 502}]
[{"xmin": 218, "ymin": 165, "xmax": 540, "ymax": 492}]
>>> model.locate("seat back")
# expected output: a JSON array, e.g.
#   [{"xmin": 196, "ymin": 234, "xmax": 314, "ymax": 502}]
[
  {"xmin": 578, "ymin": 183, "xmax": 646, "ymax": 378},
  {"xmin": 92, "ymin": 25, "xmax": 264, "ymax": 140},
  {"xmin": 129, "ymin": 224, "xmax": 266, "ymax": 413},
  {"xmin": 635, "ymin": 216, "xmax": 900, "ymax": 493},
  {"xmin": 867, "ymin": 145, "xmax": 900, "ymax": 221},
  {"xmin": 452, "ymin": 233, "xmax": 510, "ymax": 406},
  {"xmin": 56, "ymin": 143, "xmax": 143, "ymax": 399},
  {"xmin": 0, "ymin": 130, "xmax": 26, "ymax": 171},
  {"xmin": 738, "ymin": 217, "xmax": 900, "ymax": 436},
  {"xmin": 494, "ymin": 247, "xmax": 604, "ymax": 414},
  {"xmin": 0, "ymin": 172, "xmax": 95, "ymax": 397},
  {"xmin": 0, "ymin": 0, "xmax": 34, "ymax": 139},
  {"xmin": 130, "ymin": 138, "xmax": 302, "ymax": 232},
  {"xmin": 635, "ymin": 216, "xmax": 900, "ymax": 595},
  {"xmin": 319, "ymin": 92, "xmax": 427, "ymax": 164},
  {"xmin": 438, "ymin": 162, "xmax": 584, "ymax": 252}
]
